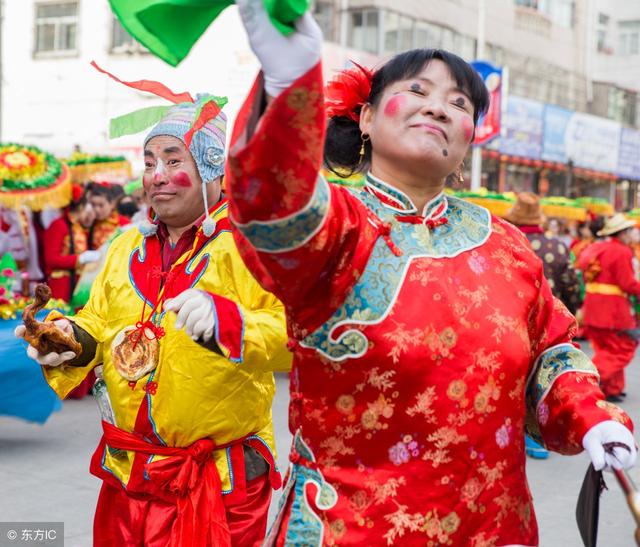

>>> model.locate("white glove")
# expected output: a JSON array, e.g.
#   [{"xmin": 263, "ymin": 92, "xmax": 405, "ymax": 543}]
[
  {"xmin": 582, "ymin": 420, "xmax": 637, "ymax": 471},
  {"xmin": 164, "ymin": 289, "xmax": 215, "ymax": 343},
  {"xmin": 14, "ymin": 319, "xmax": 77, "ymax": 367},
  {"xmin": 78, "ymin": 250, "xmax": 101, "ymax": 265},
  {"xmin": 236, "ymin": 0, "xmax": 323, "ymax": 97}
]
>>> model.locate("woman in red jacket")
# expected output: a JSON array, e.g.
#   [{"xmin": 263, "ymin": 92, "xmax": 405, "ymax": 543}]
[{"xmin": 44, "ymin": 185, "xmax": 100, "ymax": 302}]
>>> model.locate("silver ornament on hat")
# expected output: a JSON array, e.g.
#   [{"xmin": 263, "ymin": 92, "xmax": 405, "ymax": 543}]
[{"xmin": 205, "ymin": 147, "xmax": 224, "ymax": 167}]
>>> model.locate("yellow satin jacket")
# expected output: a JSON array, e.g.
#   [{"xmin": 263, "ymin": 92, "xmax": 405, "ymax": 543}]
[{"xmin": 43, "ymin": 199, "xmax": 291, "ymax": 494}]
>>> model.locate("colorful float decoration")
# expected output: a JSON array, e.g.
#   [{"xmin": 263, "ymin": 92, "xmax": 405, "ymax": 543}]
[
  {"xmin": 0, "ymin": 143, "xmax": 71, "ymax": 211},
  {"xmin": 322, "ymin": 169, "xmax": 365, "ymax": 188},
  {"xmin": 454, "ymin": 189, "xmax": 588, "ymax": 221},
  {"xmin": 575, "ymin": 196, "xmax": 614, "ymax": 216},
  {"xmin": 63, "ymin": 152, "xmax": 132, "ymax": 185}
]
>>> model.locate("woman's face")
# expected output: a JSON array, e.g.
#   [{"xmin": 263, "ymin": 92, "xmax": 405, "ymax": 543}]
[
  {"xmin": 359, "ymin": 59, "xmax": 476, "ymax": 182},
  {"xmin": 89, "ymin": 194, "xmax": 114, "ymax": 221}
]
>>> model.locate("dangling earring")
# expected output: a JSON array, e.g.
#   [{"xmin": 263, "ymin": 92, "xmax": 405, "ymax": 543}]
[
  {"xmin": 359, "ymin": 133, "xmax": 370, "ymax": 164},
  {"xmin": 457, "ymin": 162, "xmax": 465, "ymax": 183}
]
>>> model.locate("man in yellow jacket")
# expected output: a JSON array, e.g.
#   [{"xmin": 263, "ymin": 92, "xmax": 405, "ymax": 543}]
[{"xmin": 16, "ymin": 83, "xmax": 291, "ymax": 546}]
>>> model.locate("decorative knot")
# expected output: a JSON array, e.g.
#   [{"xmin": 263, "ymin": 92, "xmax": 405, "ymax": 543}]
[
  {"xmin": 188, "ymin": 438, "xmax": 216, "ymax": 463},
  {"xmin": 143, "ymin": 381, "xmax": 158, "ymax": 396}
]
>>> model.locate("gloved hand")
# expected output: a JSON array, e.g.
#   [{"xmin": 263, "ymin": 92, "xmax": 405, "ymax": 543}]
[
  {"xmin": 14, "ymin": 319, "xmax": 77, "ymax": 367},
  {"xmin": 164, "ymin": 289, "xmax": 215, "ymax": 343},
  {"xmin": 78, "ymin": 250, "xmax": 101, "ymax": 265},
  {"xmin": 582, "ymin": 420, "xmax": 637, "ymax": 471},
  {"xmin": 236, "ymin": 0, "xmax": 323, "ymax": 97}
]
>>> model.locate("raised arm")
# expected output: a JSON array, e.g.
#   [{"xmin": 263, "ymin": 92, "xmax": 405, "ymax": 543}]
[{"xmin": 226, "ymin": 1, "xmax": 379, "ymax": 334}]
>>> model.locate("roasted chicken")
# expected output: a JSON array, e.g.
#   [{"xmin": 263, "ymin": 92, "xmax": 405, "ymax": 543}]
[{"xmin": 22, "ymin": 283, "xmax": 82, "ymax": 356}]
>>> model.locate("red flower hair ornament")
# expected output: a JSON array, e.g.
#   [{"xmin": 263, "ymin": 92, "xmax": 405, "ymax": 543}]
[{"xmin": 325, "ymin": 62, "xmax": 374, "ymax": 122}]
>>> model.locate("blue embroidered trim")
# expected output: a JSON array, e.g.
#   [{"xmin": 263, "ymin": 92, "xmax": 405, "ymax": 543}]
[
  {"xmin": 268, "ymin": 431, "xmax": 338, "ymax": 546},
  {"xmin": 365, "ymin": 173, "xmax": 417, "ymax": 212},
  {"xmin": 527, "ymin": 344, "xmax": 598, "ymax": 408},
  {"xmin": 100, "ymin": 446, "xmax": 126, "ymax": 488},
  {"xmin": 300, "ymin": 193, "xmax": 491, "ymax": 361},
  {"xmin": 524, "ymin": 343, "xmax": 598, "ymax": 444},
  {"xmin": 222, "ymin": 447, "xmax": 234, "ymax": 495},
  {"xmin": 234, "ymin": 176, "xmax": 330, "ymax": 253}
]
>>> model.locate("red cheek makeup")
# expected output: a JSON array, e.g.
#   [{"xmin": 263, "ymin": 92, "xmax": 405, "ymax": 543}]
[
  {"xmin": 383, "ymin": 95, "xmax": 405, "ymax": 117},
  {"xmin": 171, "ymin": 171, "xmax": 192, "ymax": 188}
]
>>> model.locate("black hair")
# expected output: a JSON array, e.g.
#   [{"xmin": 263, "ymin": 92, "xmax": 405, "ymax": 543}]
[
  {"xmin": 87, "ymin": 182, "xmax": 117, "ymax": 202},
  {"xmin": 324, "ymin": 49, "xmax": 490, "ymax": 177},
  {"xmin": 117, "ymin": 196, "xmax": 139, "ymax": 219}
]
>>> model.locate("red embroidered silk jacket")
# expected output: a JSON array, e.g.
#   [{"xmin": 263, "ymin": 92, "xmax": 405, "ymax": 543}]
[{"xmin": 226, "ymin": 65, "xmax": 632, "ymax": 547}]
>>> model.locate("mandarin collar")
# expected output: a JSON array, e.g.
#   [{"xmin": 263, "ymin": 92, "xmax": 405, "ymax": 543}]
[{"xmin": 364, "ymin": 172, "xmax": 448, "ymax": 221}]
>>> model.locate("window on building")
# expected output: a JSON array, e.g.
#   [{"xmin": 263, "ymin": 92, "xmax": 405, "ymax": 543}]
[
  {"xmin": 456, "ymin": 34, "xmax": 476, "ymax": 60},
  {"xmin": 619, "ymin": 20, "xmax": 640, "ymax": 56},
  {"xmin": 515, "ymin": 0, "xmax": 539, "ymax": 8},
  {"xmin": 348, "ymin": 9, "xmax": 379, "ymax": 54},
  {"xmin": 383, "ymin": 10, "xmax": 400, "ymax": 54},
  {"xmin": 34, "ymin": 2, "xmax": 78, "ymax": 54},
  {"xmin": 414, "ymin": 20, "xmax": 441, "ymax": 49},
  {"xmin": 598, "ymin": 13, "xmax": 609, "ymax": 25},
  {"xmin": 397, "ymin": 14, "xmax": 414, "ymax": 52},
  {"xmin": 312, "ymin": 1, "xmax": 334, "ymax": 42},
  {"xmin": 111, "ymin": 18, "xmax": 147, "ymax": 53}
]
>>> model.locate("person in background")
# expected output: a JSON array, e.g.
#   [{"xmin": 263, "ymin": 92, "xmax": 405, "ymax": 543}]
[
  {"xmin": 43, "ymin": 184, "xmax": 100, "ymax": 302},
  {"xmin": 116, "ymin": 195, "xmax": 139, "ymax": 220},
  {"xmin": 578, "ymin": 213, "xmax": 640, "ymax": 402},
  {"xmin": 570, "ymin": 220, "xmax": 595, "ymax": 261},
  {"xmin": 506, "ymin": 193, "xmax": 582, "ymax": 315},
  {"xmin": 86, "ymin": 182, "xmax": 129, "ymax": 249},
  {"xmin": 505, "ymin": 193, "xmax": 582, "ymax": 460}
]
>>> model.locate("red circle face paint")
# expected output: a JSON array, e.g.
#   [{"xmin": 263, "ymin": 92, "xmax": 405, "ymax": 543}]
[
  {"xmin": 171, "ymin": 171, "xmax": 192, "ymax": 188},
  {"xmin": 383, "ymin": 95, "xmax": 406, "ymax": 117},
  {"xmin": 461, "ymin": 117, "xmax": 474, "ymax": 142}
]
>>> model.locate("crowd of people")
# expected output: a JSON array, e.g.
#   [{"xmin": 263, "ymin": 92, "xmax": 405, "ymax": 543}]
[
  {"xmin": 9, "ymin": 0, "xmax": 640, "ymax": 546},
  {"xmin": 0, "ymin": 180, "xmax": 146, "ymax": 305}
]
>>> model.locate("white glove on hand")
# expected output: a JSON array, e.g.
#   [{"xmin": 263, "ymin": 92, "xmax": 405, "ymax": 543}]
[
  {"xmin": 582, "ymin": 420, "xmax": 637, "ymax": 471},
  {"xmin": 164, "ymin": 289, "xmax": 215, "ymax": 343},
  {"xmin": 14, "ymin": 319, "xmax": 77, "ymax": 367},
  {"xmin": 78, "ymin": 250, "xmax": 101, "ymax": 265},
  {"xmin": 236, "ymin": 0, "xmax": 323, "ymax": 97}
]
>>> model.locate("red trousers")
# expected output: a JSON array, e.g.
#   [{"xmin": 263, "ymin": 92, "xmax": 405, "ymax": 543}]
[
  {"xmin": 94, "ymin": 474, "xmax": 272, "ymax": 547},
  {"xmin": 585, "ymin": 326, "xmax": 638, "ymax": 396}
]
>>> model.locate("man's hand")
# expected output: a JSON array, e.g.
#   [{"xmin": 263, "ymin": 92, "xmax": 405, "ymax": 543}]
[
  {"xmin": 582, "ymin": 420, "xmax": 637, "ymax": 471},
  {"xmin": 164, "ymin": 289, "xmax": 215, "ymax": 343},
  {"xmin": 236, "ymin": 0, "xmax": 323, "ymax": 97},
  {"xmin": 14, "ymin": 319, "xmax": 77, "ymax": 367}
]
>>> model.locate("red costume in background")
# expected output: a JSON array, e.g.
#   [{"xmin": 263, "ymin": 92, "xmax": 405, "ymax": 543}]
[
  {"xmin": 88, "ymin": 211, "xmax": 129, "ymax": 249},
  {"xmin": 225, "ymin": 65, "xmax": 631, "ymax": 546},
  {"xmin": 43, "ymin": 215, "xmax": 88, "ymax": 302},
  {"xmin": 578, "ymin": 238, "xmax": 640, "ymax": 397}
]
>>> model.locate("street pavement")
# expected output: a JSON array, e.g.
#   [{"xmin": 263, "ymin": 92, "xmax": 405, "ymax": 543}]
[{"xmin": 1, "ymin": 345, "xmax": 640, "ymax": 546}]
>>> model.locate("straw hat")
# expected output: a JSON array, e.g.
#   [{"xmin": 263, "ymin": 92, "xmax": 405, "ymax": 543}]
[
  {"xmin": 597, "ymin": 213, "xmax": 636, "ymax": 237},
  {"xmin": 505, "ymin": 192, "xmax": 546, "ymax": 226}
]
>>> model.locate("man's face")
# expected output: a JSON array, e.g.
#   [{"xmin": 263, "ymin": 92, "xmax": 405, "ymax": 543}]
[{"xmin": 143, "ymin": 135, "xmax": 218, "ymax": 228}]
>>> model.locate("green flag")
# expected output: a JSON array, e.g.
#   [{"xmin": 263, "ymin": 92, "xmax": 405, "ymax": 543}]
[{"xmin": 109, "ymin": 0, "xmax": 311, "ymax": 67}]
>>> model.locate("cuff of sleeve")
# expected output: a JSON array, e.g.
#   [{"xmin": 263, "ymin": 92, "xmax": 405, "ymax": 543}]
[
  {"xmin": 207, "ymin": 292, "xmax": 244, "ymax": 363},
  {"xmin": 536, "ymin": 373, "xmax": 633, "ymax": 454}
]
